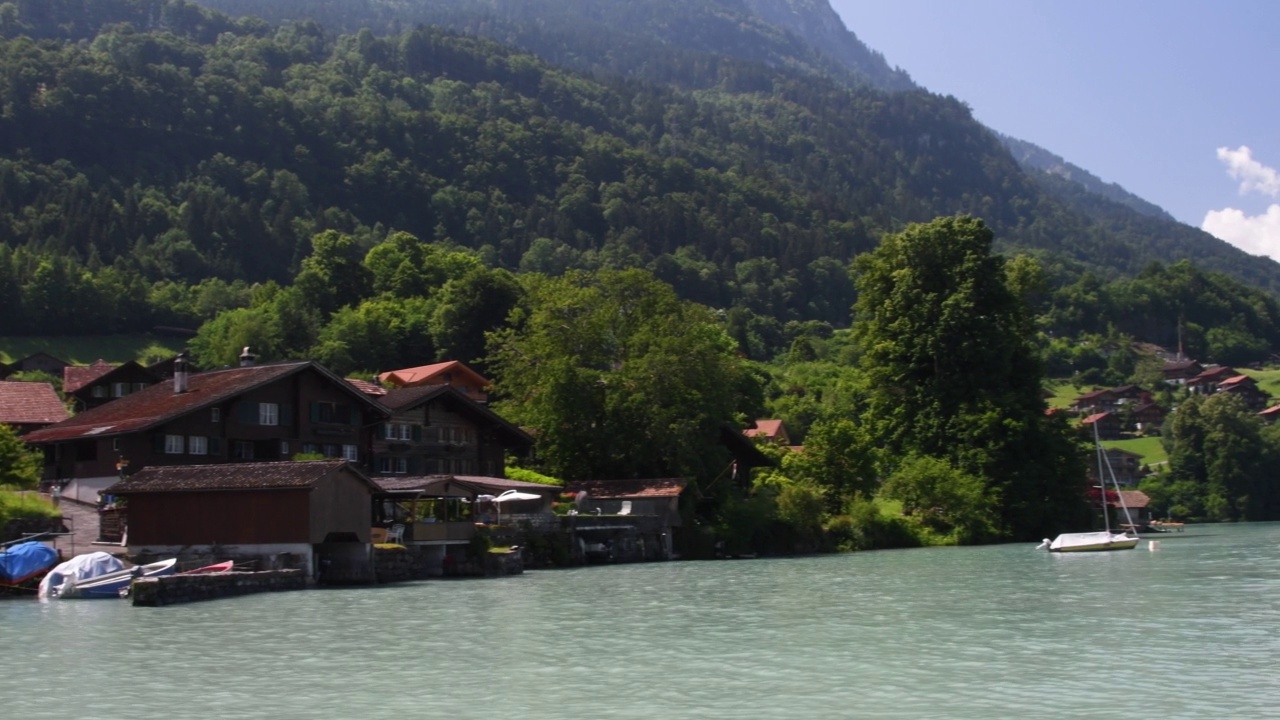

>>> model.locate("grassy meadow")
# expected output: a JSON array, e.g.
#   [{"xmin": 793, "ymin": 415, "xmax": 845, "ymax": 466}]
[{"xmin": 0, "ymin": 335, "xmax": 186, "ymax": 366}]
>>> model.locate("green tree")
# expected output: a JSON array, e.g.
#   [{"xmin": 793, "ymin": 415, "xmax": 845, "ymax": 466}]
[
  {"xmin": 0, "ymin": 423, "xmax": 42, "ymax": 489},
  {"xmin": 880, "ymin": 455, "xmax": 995, "ymax": 543},
  {"xmin": 487, "ymin": 269, "xmax": 757, "ymax": 484},
  {"xmin": 853, "ymin": 216, "xmax": 1088, "ymax": 540}
]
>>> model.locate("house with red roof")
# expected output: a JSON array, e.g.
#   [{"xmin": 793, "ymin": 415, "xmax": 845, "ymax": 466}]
[
  {"xmin": 377, "ymin": 361, "xmax": 489, "ymax": 402},
  {"xmin": 1259, "ymin": 405, "xmax": 1280, "ymax": 424},
  {"xmin": 1081, "ymin": 412, "xmax": 1122, "ymax": 440},
  {"xmin": 744, "ymin": 419, "xmax": 792, "ymax": 446},
  {"xmin": 63, "ymin": 359, "xmax": 161, "ymax": 412},
  {"xmin": 0, "ymin": 381, "xmax": 69, "ymax": 435},
  {"xmin": 1217, "ymin": 374, "xmax": 1270, "ymax": 410},
  {"xmin": 1185, "ymin": 366, "xmax": 1239, "ymax": 395},
  {"xmin": 1161, "ymin": 359, "xmax": 1203, "ymax": 385},
  {"xmin": 22, "ymin": 357, "xmax": 390, "ymax": 505},
  {"xmin": 563, "ymin": 477, "xmax": 689, "ymax": 560}
]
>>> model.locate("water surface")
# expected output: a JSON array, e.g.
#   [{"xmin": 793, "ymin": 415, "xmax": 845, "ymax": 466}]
[{"xmin": 3, "ymin": 524, "xmax": 1277, "ymax": 719}]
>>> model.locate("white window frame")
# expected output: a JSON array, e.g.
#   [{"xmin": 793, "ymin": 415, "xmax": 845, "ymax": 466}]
[
  {"xmin": 342, "ymin": 444, "xmax": 359, "ymax": 462},
  {"xmin": 259, "ymin": 402, "xmax": 279, "ymax": 426},
  {"xmin": 91, "ymin": 385, "xmax": 107, "ymax": 398},
  {"xmin": 165, "ymin": 434, "xmax": 184, "ymax": 454},
  {"xmin": 211, "ymin": 407, "xmax": 221, "ymax": 422},
  {"xmin": 112, "ymin": 382, "xmax": 129, "ymax": 398},
  {"xmin": 280, "ymin": 440, "xmax": 290, "ymax": 457},
  {"xmin": 395, "ymin": 457, "xmax": 407, "ymax": 474},
  {"xmin": 188, "ymin": 436, "xmax": 207, "ymax": 455}
]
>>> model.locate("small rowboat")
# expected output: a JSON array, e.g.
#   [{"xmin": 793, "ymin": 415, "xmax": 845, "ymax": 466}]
[
  {"xmin": 179, "ymin": 561, "xmax": 235, "ymax": 575},
  {"xmin": 58, "ymin": 558, "xmax": 178, "ymax": 599}
]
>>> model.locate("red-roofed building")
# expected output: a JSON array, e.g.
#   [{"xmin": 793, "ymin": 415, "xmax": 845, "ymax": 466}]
[
  {"xmin": 63, "ymin": 359, "xmax": 160, "ymax": 411},
  {"xmin": 744, "ymin": 419, "xmax": 792, "ymax": 446},
  {"xmin": 1108, "ymin": 489, "xmax": 1152, "ymax": 531},
  {"xmin": 1161, "ymin": 359, "xmax": 1203, "ymax": 385},
  {"xmin": 345, "ymin": 378, "xmax": 387, "ymax": 397},
  {"xmin": 0, "ymin": 381, "xmax": 69, "ymax": 434},
  {"xmin": 1185, "ymin": 366, "xmax": 1239, "ymax": 395},
  {"xmin": 1081, "ymin": 412, "xmax": 1122, "ymax": 440},
  {"xmin": 1217, "ymin": 374, "xmax": 1270, "ymax": 410},
  {"xmin": 23, "ymin": 360, "xmax": 390, "ymax": 504},
  {"xmin": 377, "ymin": 361, "xmax": 489, "ymax": 402},
  {"xmin": 1259, "ymin": 405, "xmax": 1280, "ymax": 424}
]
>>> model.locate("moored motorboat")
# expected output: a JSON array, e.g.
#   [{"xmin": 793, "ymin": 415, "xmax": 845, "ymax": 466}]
[
  {"xmin": 1037, "ymin": 531, "xmax": 1141, "ymax": 552},
  {"xmin": 57, "ymin": 558, "xmax": 178, "ymax": 599},
  {"xmin": 0, "ymin": 541, "xmax": 60, "ymax": 588}
]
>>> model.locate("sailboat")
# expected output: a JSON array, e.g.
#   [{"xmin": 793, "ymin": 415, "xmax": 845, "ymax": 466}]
[{"xmin": 1038, "ymin": 420, "xmax": 1141, "ymax": 552}]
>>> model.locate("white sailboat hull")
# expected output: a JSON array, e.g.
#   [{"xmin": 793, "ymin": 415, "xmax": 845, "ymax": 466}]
[{"xmin": 1043, "ymin": 531, "xmax": 1140, "ymax": 552}]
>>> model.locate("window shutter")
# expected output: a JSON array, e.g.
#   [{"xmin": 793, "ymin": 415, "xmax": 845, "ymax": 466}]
[
  {"xmin": 343, "ymin": 404, "xmax": 355, "ymax": 424},
  {"xmin": 412, "ymin": 424, "xmax": 422, "ymax": 442},
  {"xmin": 279, "ymin": 404, "xmax": 293, "ymax": 427},
  {"xmin": 209, "ymin": 437, "xmax": 222, "ymax": 455},
  {"xmin": 309, "ymin": 401, "xmax": 319, "ymax": 422},
  {"xmin": 153, "ymin": 434, "xmax": 165, "ymax": 453},
  {"xmin": 238, "ymin": 402, "xmax": 256, "ymax": 424}
]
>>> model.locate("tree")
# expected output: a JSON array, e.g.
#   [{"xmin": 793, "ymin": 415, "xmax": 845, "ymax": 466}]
[
  {"xmin": 0, "ymin": 423, "xmax": 42, "ymax": 489},
  {"xmin": 853, "ymin": 216, "xmax": 1088, "ymax": 540},
  {"xmin": 880, "ymin": 455, "xmax": 995, "ymax": 543},
  {"xmin": 1145, "ymin": 393, "xmax": 1276, "ymax": 521},
  {"xmin": 293, "ymin": 230, "xmax": 373, "ymax": 315},
  {"xmin": 487, "ymin": 269, "xmax": 758, "ymax": 484}
]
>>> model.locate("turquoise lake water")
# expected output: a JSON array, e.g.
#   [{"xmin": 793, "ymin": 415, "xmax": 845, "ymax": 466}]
[{"xmin": 2, "ymin": 523, "xmax": 1278, "ymax": 719}]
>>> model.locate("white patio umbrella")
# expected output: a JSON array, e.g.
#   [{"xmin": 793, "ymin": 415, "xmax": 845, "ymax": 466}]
[{"xmin": 491, "ymin": 489, "xmax": 542, "ymax": 525}]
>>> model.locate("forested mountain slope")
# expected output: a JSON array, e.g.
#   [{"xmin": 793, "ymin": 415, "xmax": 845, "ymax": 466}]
[{"xmin": 0, "ymin": 0, "xmax": 1278, "ymax": 344}]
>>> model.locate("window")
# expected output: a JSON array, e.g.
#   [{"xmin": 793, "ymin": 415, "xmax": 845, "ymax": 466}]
[
  {"xmin": 342, "ymin": 444, "xmax": 359, "ymax": 462},
  {"xmin": 313, "ymin": 401, "xmax": 351, "ymax": 424},
  {"xmin": 280, "ymin": 440, "xmax": 290, "ymax": 457},
  {"xmin": 188, "ymin": 436, "xmax": 207, "ymax": 455},
  {"xmin": 378, "ymin": 457, "xmax": 407, "ymax": 474},
  {"xmin": 384, "ymin": 423, "xmax": 413, "ymax": 440},
  {"xmin": 112, "ymin": 382, "xmax": 129, "ymax": 398},
  {"xmin": 91, "ymin": 385, "xmax": 107, "ymax": 398},
  {"xmin": 208, "ymin": 437, "xmax": 222, "ymax": 456},
  {"xmin": 165, "ymin": 434, "xmax": 184, "ymax": 454},
  {"xmin": 232, "ymin": 441, "xmax": 254, "ymax": 460},
  {"xmin": 302, "ymin": 443, "xmax": 319, "ymax": 455},
  {"xmin": 259, "ymin": 402, "xmax": 279, "ymax": 426},
  {"xmin": 132, "ymin": 382, "xmax": 147, "ymax": 392},
  {"xmin": 112, "ymin": 438, "xmax": 121, "ymax": 452},
  {"xmin": 211, "ymin": 408, "xmax": 221, "ymax": 422}
]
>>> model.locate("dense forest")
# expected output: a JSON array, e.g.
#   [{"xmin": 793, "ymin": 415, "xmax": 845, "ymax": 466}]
[{"xmin": 4, "ymin": 0, "xmax": 1280, "ymax": 540}]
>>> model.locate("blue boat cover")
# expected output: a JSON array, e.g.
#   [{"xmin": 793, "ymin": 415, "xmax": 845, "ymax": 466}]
[{"xmin": 0, "ymin": 541, "xmax": 59, "ymax": 584}]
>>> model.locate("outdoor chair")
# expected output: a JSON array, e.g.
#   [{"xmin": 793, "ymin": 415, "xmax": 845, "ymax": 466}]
[
  {"xmin": 385, "ymin": 524, "xmax": 405, "ymax": 544},
  {"xmin": 618, "ymin": 501, "xmax": 632, "ymax": 516}
]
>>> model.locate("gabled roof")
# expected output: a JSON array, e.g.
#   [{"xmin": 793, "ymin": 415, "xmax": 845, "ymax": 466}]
[
  {"xmin": 1188, "ymin": 366, "xmax": 1238, "ymax": 383},
  {"xmin": 1073, "ymin": 388, "xmax": 1114, "ymax": 402},
  {"xmin": 564, "ymin": 477, "xmax": 688, "ymax": 500},
  {"xmin": 345, "ymin": 378, "xmax": 387, "ymax": 397},
  {"xmin": 379, "ymin": 385, "xmax": 532, "ymax": 447},
  {"xmin": 744, "ymin": 419, "xmax": 787, "ymax": 439},
  {"xmin": 1218, "ymin": 374, "xmax": 1256, "ymax": 388},
  {"xmin": 377, "ymin": 360, "xmax": 489, "ymax": 389},
  {"xmin": 1081, "ymin": 412, "xmax": 1114, "ymax": 424},
  {"xmin": 0, "ymin": 381, "xmax": 69, "ymax": 425},
  {"xmin": 1162, "ymin": 359, "xmax": 1201, "ymax": 372},
  {"xmin": 63, "ymin": 359, "xmax": 116, "ymax": 393},
  {"xmin": 1259, "ymin": 405, "xmax": 1280, "ymax": 417},
  {"xmin": 106, "ymin": 460, "xmax": 373, "ymax": 494},
  {"xmin": 1111, "ymin": 490, "xmax": 1150, "ymax": 509},
  {"xmin": 23, "ymin": 361, "xmax": 390, "ymax": 444}
]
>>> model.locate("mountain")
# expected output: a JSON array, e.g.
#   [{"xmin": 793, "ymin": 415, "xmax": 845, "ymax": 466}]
[{"xmin": 3, "ymin": 0, "xmax": 1280, "ymax": 346}]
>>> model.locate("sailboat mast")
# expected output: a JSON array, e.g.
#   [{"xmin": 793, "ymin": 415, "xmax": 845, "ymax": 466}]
[{"xmin": 1093, "ymin": 420, "xmax": 1112, "ymax": 534}]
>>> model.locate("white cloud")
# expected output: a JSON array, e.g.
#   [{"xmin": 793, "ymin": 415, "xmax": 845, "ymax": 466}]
[
  {"xmin": 1202, "ymin": 204, "xmax": 1280, "ymax": 260},
  {"xmin": 1202, "ymin": 147, "xmax": 1280, "ymax": 261},
  {"xmin": 1216, "ymin": 145, "xmax": 1280, "ymax": 198}
]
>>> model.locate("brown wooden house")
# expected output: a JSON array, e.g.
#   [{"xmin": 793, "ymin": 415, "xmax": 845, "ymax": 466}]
[
  {"xmin": 1217, "ymin": 374, "xmax": 1270, "ymax": 411},
  {"xmin": 1161, "ymin": 359, "xmax": 1203, "ymax": 385},
  {"xmin": 104, "ymin": 460, "xmax": 379, "ymax": 581},
  {"xmin": 372, "ymin": 384, "xmax": 532, "ymax": 478},
  {"xmin": 0, "ymin": 352, "xmax": 69, "ymax": 379},
  {"xmin": 23, "ymin": 359, "xmax": 390, "ymax": 505},
  {"xmin": 63, "ymin": 359, "xmax": 161, "ymax": 412},
  {"xmin": 1081, "ymin": 412, "xmax": 1123, "ymax": 440}
]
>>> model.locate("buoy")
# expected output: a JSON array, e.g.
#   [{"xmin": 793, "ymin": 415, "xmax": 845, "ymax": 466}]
[{"xmin": 1148, "ymin": 540, "xmax": 1160, "ymax": 551}]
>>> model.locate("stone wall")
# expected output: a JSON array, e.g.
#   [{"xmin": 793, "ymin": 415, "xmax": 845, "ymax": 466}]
[
  {"xmin": 372, "ymin": 545, "xmax": 433, "ymax": 584},
  {"xmin": 131, "ymin": 569, "xmax": 306, "ymax": 606}
]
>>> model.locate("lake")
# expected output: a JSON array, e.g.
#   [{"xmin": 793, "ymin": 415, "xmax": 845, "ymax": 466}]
[{"xmin": 2, "ymin": 523, "xmax": 1278, "ymax": 719}]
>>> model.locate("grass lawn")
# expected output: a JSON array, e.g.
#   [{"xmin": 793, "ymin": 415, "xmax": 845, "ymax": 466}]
[
  {"xmin": 1101, "ymin": 435, "xmax": 1168, "ymax": 467},
  {"xmin": 1241, "ymin": 367, "xmax": 1280, "ymax": 401},
  {"xmin": 1044, "ymin": 378, "xmax": 1092, "ymax": 409},
  {"xmin": 0, "ymin": 335, "xmax": 186, "ymax": 365}
]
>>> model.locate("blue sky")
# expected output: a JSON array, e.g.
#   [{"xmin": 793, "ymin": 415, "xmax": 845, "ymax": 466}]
[{"xmin": 829, "ymin": 0, "xmax": 1280, "ymax": 261}]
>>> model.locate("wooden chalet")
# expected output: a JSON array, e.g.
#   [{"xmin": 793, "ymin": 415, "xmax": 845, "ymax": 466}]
[
  {"xmin": 63, "ymin": 359, "xmax": 161, "ymax": 412},
  {"xmin": 744, "ymin": 419, "xmax": 793, "ymax": 446},
  {"xmin": 0, "ymin": 380, "xmax": 69, "ymax": 435},
  {"xmin": 1185, "ymin": 366, "xmax": 1238, "ymax": 395},
  {"xmin": 1131, "ymin": 401, "xmax": 1167, "ymax": 433},
  {"xmin": 1081, "ymin": 412, "xmax": 1122, "ymax": 440},
  {"xmin": 0, "ymin": 351, "xmax": 69, "ymax": 379},
  {"xmin": 373, "ymin": 384, "xmax": 533, "ymax": 478},
  {"xmin": 1161, "ymin": 359, "xmax": 1203, "ymax": 386},
  {"xmin": 1110, "ymin": 490, "xmax": 1153, "ymax": 532},
  {"xmin": 562, "ymin": 478, "xmax": 688, "ymax": 561},
  {"xmin": 1088, "ymin": 447, "xmax": 1145, "ymax": 487},
  {"xmin": 1259, "ymin": 405, "xmax": 1280, "ymax": 424},
  {"xmin": 103, "ymin": 460, "xmax": 379, "ymax": 581},
  {"xmin": 1217, "ymin": 374, "xmax": 1270, "ymax": 411},
  {"xmin": 377, "ymin": 361, "xmax": 490, "ymax": 403},
  {"xmin": 22, "ymin": 358, "xmax": 390, "ymax": 505}
]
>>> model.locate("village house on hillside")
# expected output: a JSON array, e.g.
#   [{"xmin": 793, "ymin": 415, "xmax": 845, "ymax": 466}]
[
  {"xmin": 372, "ymin": 384, "xmax": 533, "ymax": 478},
  {"xmin": 0, "ymin": 352, "xmax": 70, "ymax": 380},
  {"xmin": 1068, "ymin": 385, "xmax": 1149, "ymax": 416},
  {"xmin": 63, "ymin": 359, "xmax": 161, "ymax": 412},
  {"xmin": 378, "ymin": 361, "xmax": 490, "ymax": 403},
  {"xmin": 1161, "ymin": 359, "xmax": 1203, "ymax": 385},
  {"xmin": 0, "ymin": 380, "xmax": 69, "ymax": 435},
  {"xmin": 21, "ymin": 355, "xmax": 390, "ymax": 504}
]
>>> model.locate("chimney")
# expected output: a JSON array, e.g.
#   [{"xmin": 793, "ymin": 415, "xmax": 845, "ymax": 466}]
[
  {"xmin": 239, "ymin": 346, "xmax": 256, "ymax": 367},
  {"xmin": 173, "ymin": 351, "xmax": 190, "ymax": 393}
]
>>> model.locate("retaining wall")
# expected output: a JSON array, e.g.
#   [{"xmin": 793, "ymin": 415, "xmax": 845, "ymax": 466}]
[{"xmin": 131, "ymin": 569, "xmax": 306, "ymax": 606}]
